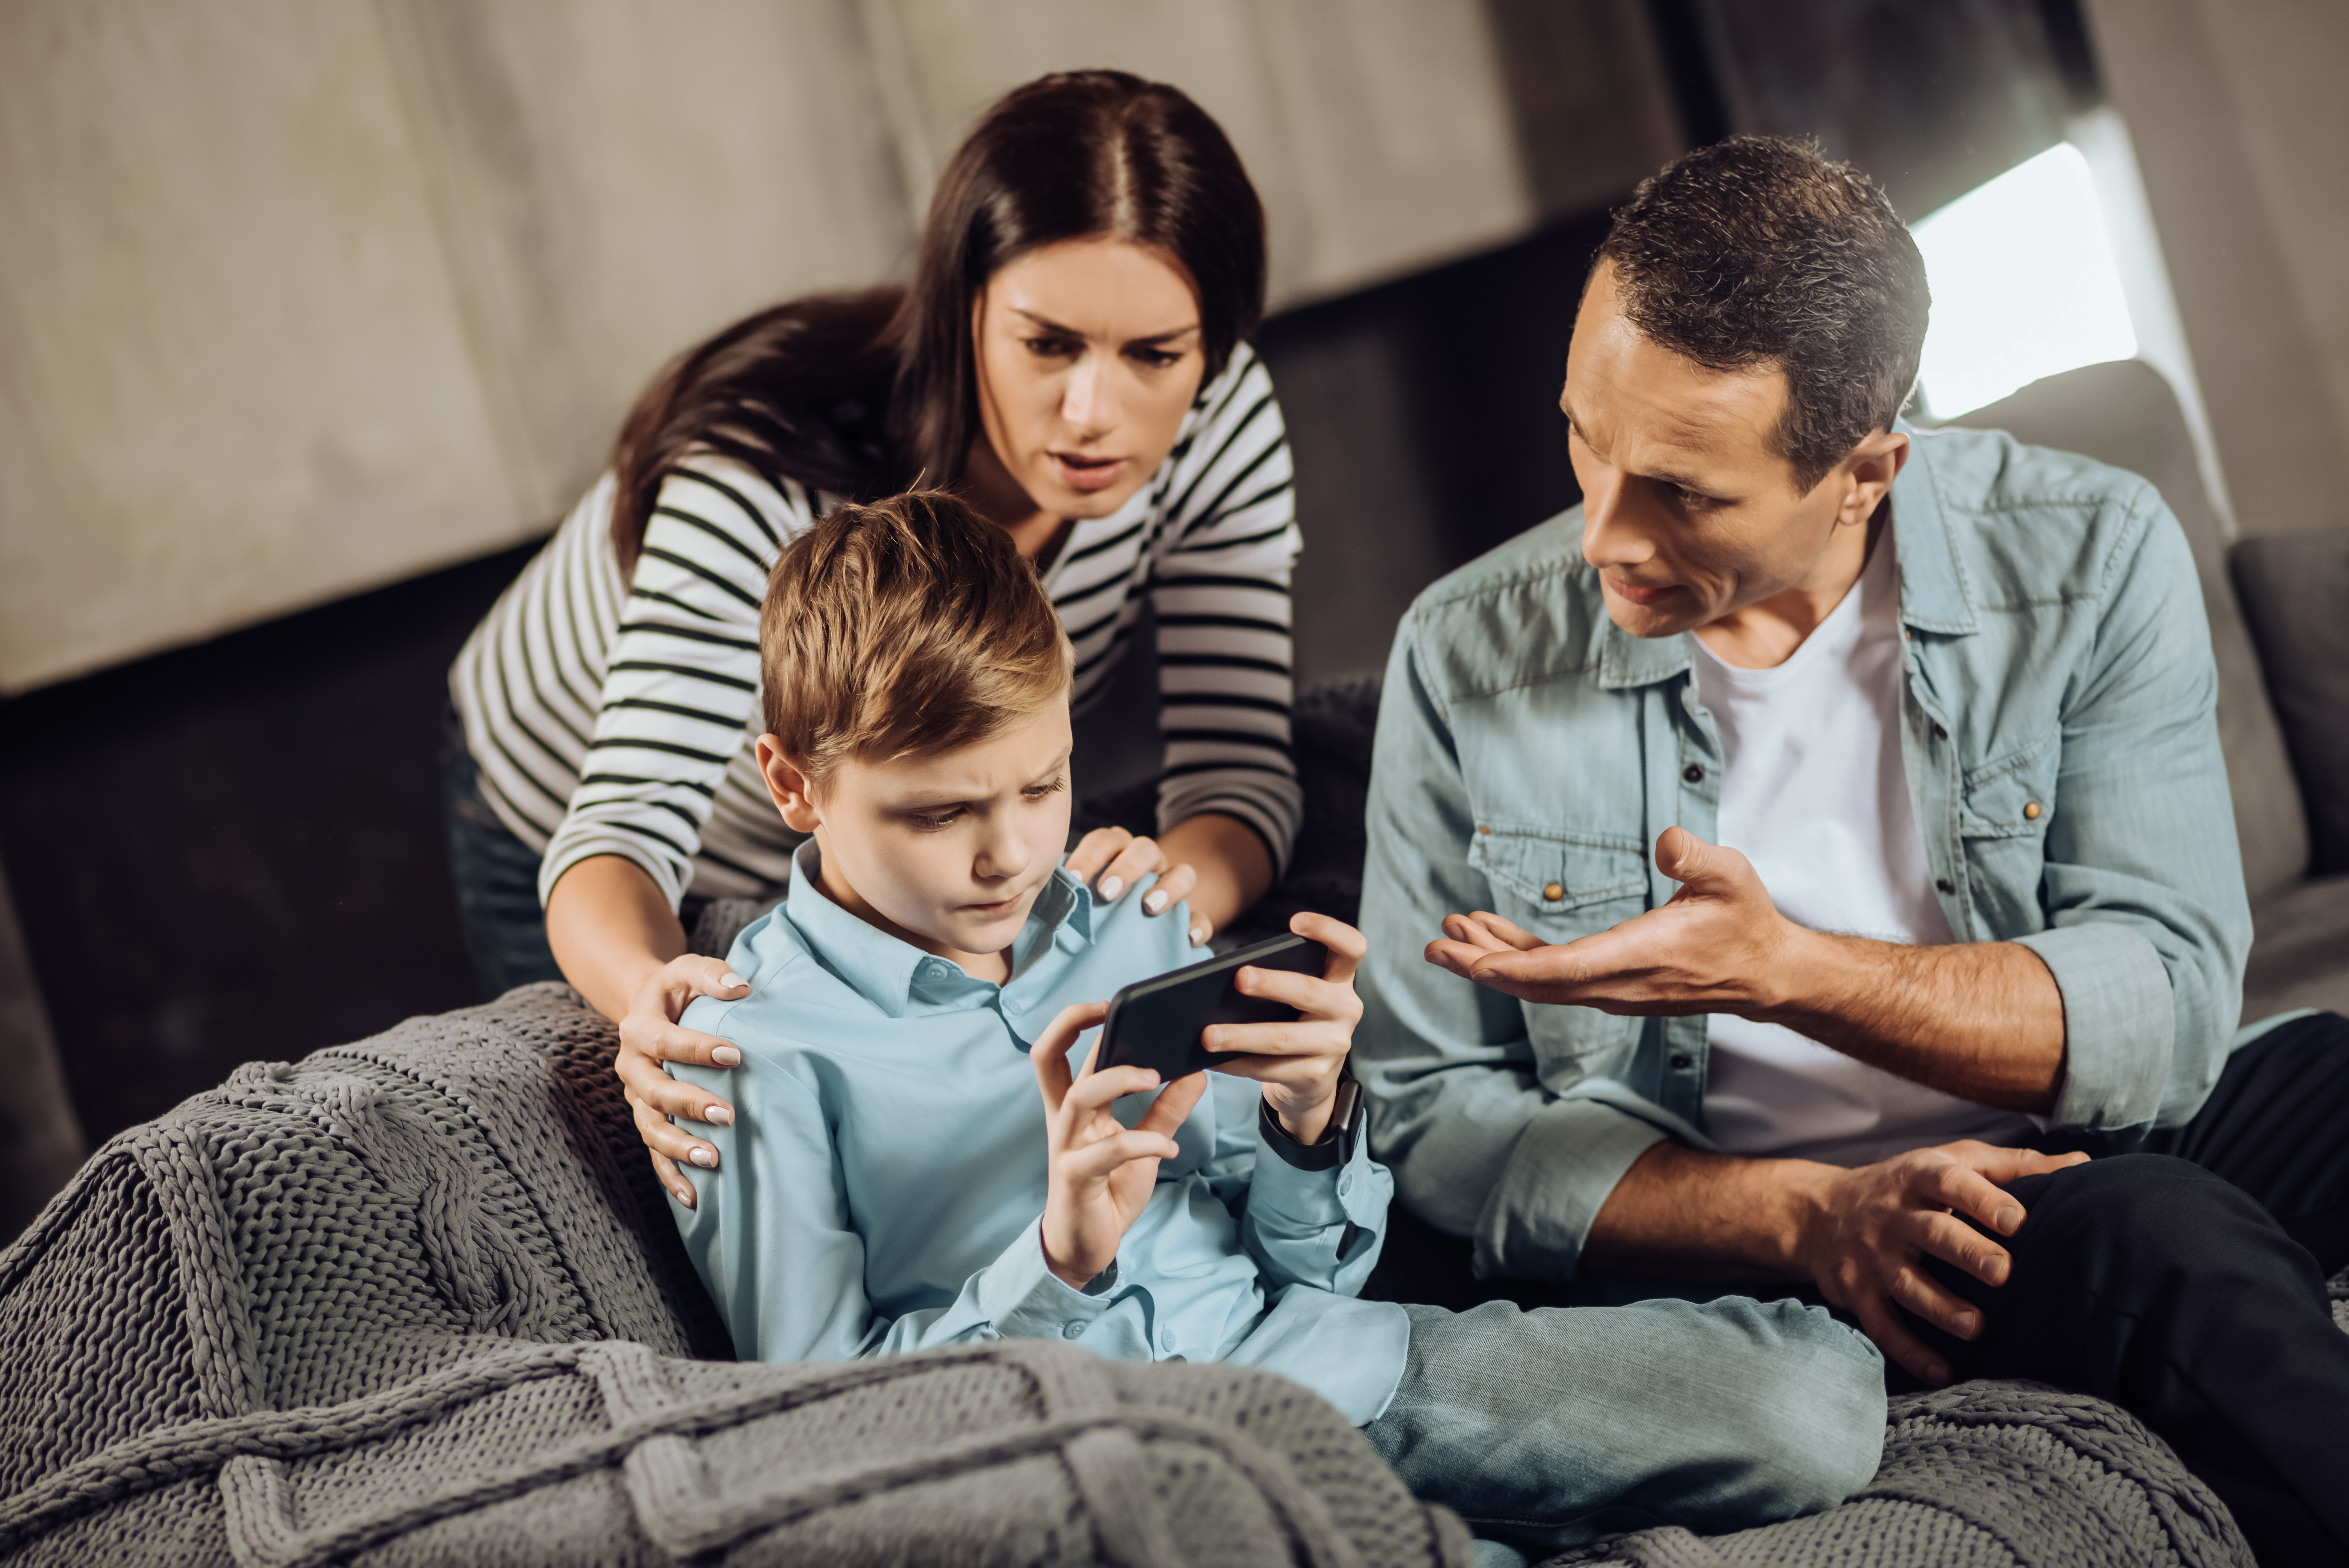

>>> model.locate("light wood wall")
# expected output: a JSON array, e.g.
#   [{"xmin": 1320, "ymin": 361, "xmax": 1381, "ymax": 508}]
[{"xmin": 0, "ymin": 0, "xmax": 1679, "ymax": 693}]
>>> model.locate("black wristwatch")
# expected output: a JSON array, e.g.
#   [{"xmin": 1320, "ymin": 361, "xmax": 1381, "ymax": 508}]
[{"xmin": 1260, "ymin": 1063, "xmax": 1362, "ymax": 1172}]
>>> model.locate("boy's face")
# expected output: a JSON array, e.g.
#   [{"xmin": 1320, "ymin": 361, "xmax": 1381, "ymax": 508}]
[{"xmin": 758, "ymin": 700, "xmax": 1076, "ymax": 968}]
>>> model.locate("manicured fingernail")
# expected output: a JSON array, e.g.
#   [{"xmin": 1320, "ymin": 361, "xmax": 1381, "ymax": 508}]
[
  {"xmin": 1143, "ymin": 890, "xmax": 1168, "ymax": 914},
  {"xmin": 712, "ymin": 1046, "xmax": 742, "ymax": 1067},
  {"xmin": 672, "ymin": 1189, "xmax": 695, "ymax": 1209},
  {"xmin": 720, "ymin": 972, "xmax": 747, "ymax": 990},
  {"xmin": 1098, "ymin": 876, "xmax": 1123, "ymax": 902},
  {"xmin": 704, "ymin": 1105, "xmax": 733, "ymax": 1126},
  {"xmin": 688, "ymin": 1147, "xmax": 716, "ymax": 1169},
  {"xmin": 1189, "ymin": 925, "xmax": 1208, "ymax": 945}
]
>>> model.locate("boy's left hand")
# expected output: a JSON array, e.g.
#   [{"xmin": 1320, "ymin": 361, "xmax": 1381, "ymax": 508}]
[{"xmin": 1203, "ymin": 912, "xmax": 1365, "ymax": 1147}]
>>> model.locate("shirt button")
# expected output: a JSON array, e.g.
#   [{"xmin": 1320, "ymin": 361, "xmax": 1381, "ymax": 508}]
[
  {"xmin": 1935, "ymin": 877, "xmax": 1956, "ymax": 895},
  {"xmin": 1932, "ymin": 722, "xmax": 1950, "ymax": 741},
  {"xmin": 1682, "ymin": 763, "xmax": 1706, "ymax": 784},
  {"xmin": 2024, "ymin": 801, "xmax": 2041, "ymax": 820},
  {"xmin": 1477, "ymin": 825, "xmax": 1492, "ymax": 835},
  {"xmin": 1542, "ymin": 882, "xmax": 1564, "ymax": 902},
  {"xmin": 1670, "ymin": 1053, "xmax": 1694, "ymax": 1071},
  {"xmin": 1062, "ymin": 1322, "xmax": 1085, "ymax": 1340}
]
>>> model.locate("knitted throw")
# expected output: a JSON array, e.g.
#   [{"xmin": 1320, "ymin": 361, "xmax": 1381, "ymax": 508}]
[
  {"xmin": 0, "ymin": 985, "xmax": 1473, "ymax": 1567},
  {"xmin": 0, "ymin": 981, "xmax": 2310, "ymax": 1565}
]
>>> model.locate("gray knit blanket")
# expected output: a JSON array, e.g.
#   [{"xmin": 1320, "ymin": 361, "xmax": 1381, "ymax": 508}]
[
  {"xmin": 0, "ymin": 985, "xmax": 1472, "ymax": 1566},
  {"xmin": 0, "ymin": 983, "xmax": 2292, "ymax": 1565}
]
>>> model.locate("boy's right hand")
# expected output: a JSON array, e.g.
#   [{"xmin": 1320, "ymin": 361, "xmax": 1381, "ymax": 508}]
[{"xmin": 1032, "ymin": 1001, "xmax": 1209, "ymax": 1288}]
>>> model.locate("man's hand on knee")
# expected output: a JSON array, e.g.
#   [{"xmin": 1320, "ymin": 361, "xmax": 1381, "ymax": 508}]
[{"xmin": 1797, "ymin": 1140, "xmax": 2088, "ymax": 1384}]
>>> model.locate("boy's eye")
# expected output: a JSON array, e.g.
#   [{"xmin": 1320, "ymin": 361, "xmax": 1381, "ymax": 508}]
[
  {"xmin": 1022, "ymin": 777, "xmax": 1067, "ymax": 802},
  {"xmin": 910, "ymin": 808, "xmax": 964, "ymax": 831}
]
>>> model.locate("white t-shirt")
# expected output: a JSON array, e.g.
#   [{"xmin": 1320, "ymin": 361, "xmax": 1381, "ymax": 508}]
[{"xmin": 1691, "ymin": 528, "xmax": 2034, "ymax": 1166}]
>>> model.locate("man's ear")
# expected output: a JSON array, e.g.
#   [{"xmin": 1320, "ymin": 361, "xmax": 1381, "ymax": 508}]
[
  {"xmin": 756, "ymin": 735, "xmax": 823, "ymax": 834},
  {"xmin": 1835, "ymin": 428, "xmax": 1910, "ymax": 527}
]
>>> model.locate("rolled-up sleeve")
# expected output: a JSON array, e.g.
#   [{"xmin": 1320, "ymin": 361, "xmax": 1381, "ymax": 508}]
[
  {"xmin": 2022, "ymin": 492, "xmax": 2251, "ymax": 1130},
  {"xmin": 1355, "ymin": 616, "xmax": 1666, "ymax": 1279}
]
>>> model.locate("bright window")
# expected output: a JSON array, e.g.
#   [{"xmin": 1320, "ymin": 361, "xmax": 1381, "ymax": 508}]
[{"xmin": 1911, "ymin": 142, "xmax": 2138, "ymax": 420}]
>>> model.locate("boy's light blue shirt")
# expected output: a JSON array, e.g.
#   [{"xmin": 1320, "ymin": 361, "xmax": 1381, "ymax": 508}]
[
  {"xmin": 1356, "ymin": 422, "xmax": 2257, "ymax": 1282},
  {"xmin": 671, "ymin": 839, "xmax": 1408, "ymax": 1425}
]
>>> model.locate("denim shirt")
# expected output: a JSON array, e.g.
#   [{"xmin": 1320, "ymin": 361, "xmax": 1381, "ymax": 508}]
[
  {"xmin": 671, "ymin": 840, "xmax": 1408, "ymax": 1424},
  {"xmin": 1355, "ymin": 422, "xmax": 2254, "ymax": 1281}
]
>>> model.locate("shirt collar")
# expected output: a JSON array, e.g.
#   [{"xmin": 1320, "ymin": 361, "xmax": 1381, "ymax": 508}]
[
  {"xmin": 1887, "ymin": 418, "xmax": 1979, "ymax": 636},
  {"xmin": 781, "ymin": 839, "xmax": 1095, "ymax": 1017}
]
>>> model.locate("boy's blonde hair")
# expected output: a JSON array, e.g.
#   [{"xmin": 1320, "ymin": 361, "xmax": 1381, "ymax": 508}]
[{"xmin": 759, "ymin": 490, "xmax": 1071, "ymax": 787}]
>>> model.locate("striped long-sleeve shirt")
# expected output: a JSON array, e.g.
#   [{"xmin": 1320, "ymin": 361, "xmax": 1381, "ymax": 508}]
[{"xmin": 448, "ymin": 343, "xmax": 1303, "ymax": 912}]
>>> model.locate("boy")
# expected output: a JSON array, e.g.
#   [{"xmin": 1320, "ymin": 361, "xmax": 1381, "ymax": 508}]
[{"xmin": 669, "ymin": 491, "xmax": 1886, "ymax": 1550}]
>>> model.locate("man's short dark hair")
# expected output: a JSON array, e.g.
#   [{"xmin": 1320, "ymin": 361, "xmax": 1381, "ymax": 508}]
[{"xmin": 1596, "ymin": 135, "xmax": 1930, "ymax": 495}]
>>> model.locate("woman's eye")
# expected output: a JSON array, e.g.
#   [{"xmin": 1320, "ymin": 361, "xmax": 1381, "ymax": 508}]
[
  {"xmin": 1128, "ymin": 346, "xmax": 1181, "ymax": 369},
  {"xmin": 1024, "ymin": 336, "xmax": 1078, "ymax": 358}
]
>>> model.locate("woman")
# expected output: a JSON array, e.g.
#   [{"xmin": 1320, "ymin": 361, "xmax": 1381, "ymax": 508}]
[{"xmin": 445, "ymin": 71, "xmax": 1303, "ymax": 1206}]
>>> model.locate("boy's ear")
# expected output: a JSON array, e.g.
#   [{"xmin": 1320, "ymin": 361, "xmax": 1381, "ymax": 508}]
[{"xmin": 756, "ymin": 735, "xmax": 824, "ymax": 834}]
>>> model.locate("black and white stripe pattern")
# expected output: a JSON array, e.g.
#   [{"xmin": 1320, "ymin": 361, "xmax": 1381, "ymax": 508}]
[{"xmin": 449, "ymin": 343, "xmax": 1301, "ymax": 912}]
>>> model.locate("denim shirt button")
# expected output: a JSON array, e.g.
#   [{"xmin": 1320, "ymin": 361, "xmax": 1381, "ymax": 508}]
[
  {"xmin": 1669, "ymin": 1053, "xmax": 1693, "ymax": 1071},
  {"xmin": 1682, "ymin": 763, "xmax": 1706, "ymax": 784},
  {"xmin": 1935, "ymin": 877, "xmax": 1955, "ymax": 895}
]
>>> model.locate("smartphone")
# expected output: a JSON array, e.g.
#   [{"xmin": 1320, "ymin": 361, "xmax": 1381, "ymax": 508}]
[{"xmin": 1090, "ymin": 932, "xmax": 1329, "ymax": 1081}]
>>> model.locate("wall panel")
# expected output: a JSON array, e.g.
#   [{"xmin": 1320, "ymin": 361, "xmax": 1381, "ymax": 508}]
[{"xmin": 0, "ymin": 1, "xmax": 517, "ymax": 691}]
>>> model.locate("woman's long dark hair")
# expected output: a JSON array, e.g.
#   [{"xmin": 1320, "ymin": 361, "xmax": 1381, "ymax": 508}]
[{"xmin": 610, "ymin": 71, "xmax": 1267, "ymax": 570}]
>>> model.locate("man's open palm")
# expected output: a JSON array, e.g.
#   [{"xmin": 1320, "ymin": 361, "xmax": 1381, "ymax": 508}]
[{"xmin": 1427, "ymin": 826, "xmax": 1794, "ymax": 1016}]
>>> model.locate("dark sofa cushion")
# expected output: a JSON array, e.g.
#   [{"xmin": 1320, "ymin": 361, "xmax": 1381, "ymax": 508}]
[{"xmin": 2232, "ymin": 531, "xmax": 2349, "ymax": 874}]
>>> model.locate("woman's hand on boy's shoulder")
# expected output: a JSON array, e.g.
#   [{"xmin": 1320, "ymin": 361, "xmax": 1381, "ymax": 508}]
[
  {"xmin": 1202, "ymin": 912, "xmax": 1365, "ymax": 1147},
  {"xmin": 1067, "ymin": 826, "xmax": 1213, "ymax": 947}
]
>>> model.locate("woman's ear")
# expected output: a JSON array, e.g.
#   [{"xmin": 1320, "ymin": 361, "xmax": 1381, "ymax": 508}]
[{"xmin": 756, "ymin": 735, "xmax": 824, "ymax": 833}]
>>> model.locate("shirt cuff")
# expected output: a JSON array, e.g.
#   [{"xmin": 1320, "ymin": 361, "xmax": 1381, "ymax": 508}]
[
  {"xmin": 981, "ymin": 1223, "xmax": 1120, "ymax": 1342},
  {"xmin": 2013, "ymin": 924, "xmax": 2174, "ymax": 1130},
  {"xmin": 1250, "ymin": 1103, "xmax": 1389, "ymax": 1234},
  {"xmin": 1472, "ymin": 1095, "xmax": 1670, "ymax": 1280}
]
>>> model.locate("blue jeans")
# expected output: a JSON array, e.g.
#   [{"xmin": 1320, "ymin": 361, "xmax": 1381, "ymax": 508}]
[
  {"xmin": 1362, "ymin": 1295, "xmax": 1886, "ymax": 1556},
  {"xmin": 441, "ymin": 708, "xmax": 565, "ymax": 998}
]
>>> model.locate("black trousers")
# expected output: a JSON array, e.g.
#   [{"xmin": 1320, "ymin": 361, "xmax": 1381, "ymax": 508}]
[{"xmin": 1912, "ymin": 1011, "xmax": 2349, "ymax": 1568}]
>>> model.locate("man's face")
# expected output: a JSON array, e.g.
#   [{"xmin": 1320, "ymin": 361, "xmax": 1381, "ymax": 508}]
[
  {"xmin": 761, "ymin": 700, "xmax": 1077, "ymax": 966},
  {"xmin": 972, "ymin": 237, "xmax": 1207, "ymax": 523},
  {"xmin": 1563, "ymin": 261, "xmax": 1890, "ymax": 638}
]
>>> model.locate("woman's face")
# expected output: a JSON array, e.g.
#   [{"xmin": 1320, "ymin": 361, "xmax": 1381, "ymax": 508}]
[{"xmin": 972, "ymin": 237, "xmax": 1207, "ymax": 521}]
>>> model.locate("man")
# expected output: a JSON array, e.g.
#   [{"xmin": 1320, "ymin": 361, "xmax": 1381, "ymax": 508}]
[{"xmin": 1357, "ymin": 135, "xmax": 2349, "ymax": 1565}]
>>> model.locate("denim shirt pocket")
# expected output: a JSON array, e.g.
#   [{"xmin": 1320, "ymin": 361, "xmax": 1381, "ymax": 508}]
[
  {"xmin": 1466, "ymin": 825, "xmax": 1648, "ymax": 1061},
  {"xmin": 1958, "ymin": 732, "xmax": 2058, "ymax": 937}
]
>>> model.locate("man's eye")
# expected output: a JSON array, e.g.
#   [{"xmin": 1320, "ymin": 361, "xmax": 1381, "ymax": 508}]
[{"xmin": 1674, "ymin": 485, "xmax": 1720, "ymax": 509}]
